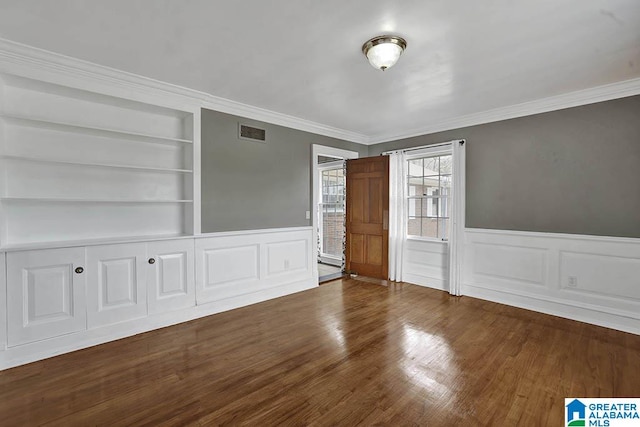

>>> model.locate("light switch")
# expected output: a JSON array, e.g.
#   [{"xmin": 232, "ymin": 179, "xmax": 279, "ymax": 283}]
[{"xmin": 305, "ymin": 210, "xmax": 310, "ymax": 220}]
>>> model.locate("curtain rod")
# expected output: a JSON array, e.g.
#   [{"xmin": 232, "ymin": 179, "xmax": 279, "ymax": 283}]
[{"xmin": 382, "ymin": 139, "xmax": 465, "ymax": 156}]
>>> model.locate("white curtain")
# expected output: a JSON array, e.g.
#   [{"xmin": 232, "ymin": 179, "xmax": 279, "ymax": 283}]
[
  {"xmin": 448, "ymin": 141, "xmax": 466, "ymax": 296},
  {"xmin": 388, "ymin": 151, "xmax": 407, "ymax": 281}
]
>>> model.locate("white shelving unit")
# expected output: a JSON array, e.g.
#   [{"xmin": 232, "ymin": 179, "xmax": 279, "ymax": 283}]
[{"xmin": 0, "ymin": 72, "xmax": 200, "ymax": 247}]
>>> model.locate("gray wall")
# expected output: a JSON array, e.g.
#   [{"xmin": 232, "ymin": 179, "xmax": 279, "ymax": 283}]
[
  {"xmin": 201, "ymin": 109, "xmax": 367, "ymax": 232},
  {"xmin": 368, "ymin": 95, "xmax": 640, "ymax": 238}
]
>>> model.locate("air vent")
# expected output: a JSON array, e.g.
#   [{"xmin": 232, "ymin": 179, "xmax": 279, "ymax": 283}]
[{"xmin": 238, "ymin": 123, "xmax": 266, "ymax": 142}]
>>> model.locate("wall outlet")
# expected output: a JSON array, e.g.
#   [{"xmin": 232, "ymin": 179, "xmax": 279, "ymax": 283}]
[
  {"xmin": 567, "ymin": 276, "xmax": 578, "ymax": 288},
  {"xmin": 305, "ymin": 210, "xmax": 310, "ymax": 220}
]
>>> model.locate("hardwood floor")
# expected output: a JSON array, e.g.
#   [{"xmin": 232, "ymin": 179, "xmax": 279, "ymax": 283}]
[{"xmin": 1, "ymin": 278, "xmax": 639, "ymax": 426}]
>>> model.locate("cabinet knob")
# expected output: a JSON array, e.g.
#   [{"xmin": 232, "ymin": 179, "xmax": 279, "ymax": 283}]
[
  {"xmin": 148, "ymin": 258, "xmax": 156, "ymax": 264},
  {"xmin": 75, "ymin": 267, "xmax": 84, "ymax": 274}
]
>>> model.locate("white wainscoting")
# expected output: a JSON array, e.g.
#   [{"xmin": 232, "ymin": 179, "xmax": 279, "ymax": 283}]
[
  {"xmin": 462, "ymin": 228, "xmax": 640, "ymax": 334},
  {"xmin": 403, "ymin": 238, "xmax": 449, "ymax": 291},
  {"xmin": 196, "ymin": 228, "xmax": 315, "ymax": 304}
]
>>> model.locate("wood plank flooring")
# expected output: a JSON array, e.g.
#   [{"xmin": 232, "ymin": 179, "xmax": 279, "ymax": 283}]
[{"xmin": 0, "ymin": 278, "xmax": 639, "ymax": 426}]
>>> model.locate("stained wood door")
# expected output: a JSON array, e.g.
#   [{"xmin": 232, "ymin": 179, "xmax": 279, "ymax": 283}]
[{"xmin": 345, "ymin": 156, "xmax": 389, "ymax": 279}]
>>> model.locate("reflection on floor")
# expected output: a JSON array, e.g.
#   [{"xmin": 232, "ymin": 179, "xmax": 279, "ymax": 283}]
[{"xmin": 318, "ymin": 262, "xmax": 342, "ymax": 283}]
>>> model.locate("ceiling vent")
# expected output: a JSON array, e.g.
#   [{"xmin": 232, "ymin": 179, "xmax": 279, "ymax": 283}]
[{"xmin": 238, "ymin": 123, "xmax": 266, "ymax": 143}]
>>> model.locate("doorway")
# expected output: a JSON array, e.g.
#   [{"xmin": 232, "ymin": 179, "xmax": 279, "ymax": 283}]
[{"xmin": 312, "ymin": 145, "xmax": 359, "ymax": 283}]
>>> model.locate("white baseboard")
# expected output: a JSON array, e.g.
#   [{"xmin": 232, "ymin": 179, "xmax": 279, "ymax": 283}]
[{"xmin": 463, "ymin": 228, "xmax": 640, "ymax": 335}]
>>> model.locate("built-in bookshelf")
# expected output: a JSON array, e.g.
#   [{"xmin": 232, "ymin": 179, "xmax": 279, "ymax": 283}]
[{"xmin": 0, "ymin": 73, "xmax": 198, "ymax": 247}]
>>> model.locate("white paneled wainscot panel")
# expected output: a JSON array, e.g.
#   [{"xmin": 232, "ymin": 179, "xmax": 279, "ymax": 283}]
[
  {"xmin": 403, "ymin": 239, "xmax": 448, "ymax": 291},
  {"xmin": 196, "ymin": 228, "xmax": 315, "ymax": 305},
  {"xmin": 463, "ymin": 229, "xmax": 640, "ymax": 334}
]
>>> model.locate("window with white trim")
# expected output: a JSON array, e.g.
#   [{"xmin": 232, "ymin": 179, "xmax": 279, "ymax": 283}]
[{"xmin": 407, "ymin": 153, "xmax": 451, "ymax": 240}]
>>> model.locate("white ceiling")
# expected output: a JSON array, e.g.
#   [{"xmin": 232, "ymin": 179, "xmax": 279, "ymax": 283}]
[{"xmin": 0, "ymin": 0, "xmax": 639, "ymax": 144}]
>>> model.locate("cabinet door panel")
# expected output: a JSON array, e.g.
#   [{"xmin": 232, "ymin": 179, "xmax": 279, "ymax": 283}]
[
  {"xmin": 7, "ymin": 247, "xmax": 86, "ymax": 346},
  {"xmin": 87, "ymin": 243, "xmax": 147, "ymax": 329},
  {"xmin": 147, "ymin": 239, "xmax": 195, "ymax": 314}
]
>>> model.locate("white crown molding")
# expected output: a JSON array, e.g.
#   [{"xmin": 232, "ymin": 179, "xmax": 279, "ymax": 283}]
[
  {"xmin": 0, "ymin": 38, "xmax": 369, "ymax": 144},
  {"xmin": 366, "ymin": 77, "xmax": 640, "ymax": 145},
  {"xmin": 1, "ymin": 38, "xmax": 638, "ymax": 147}
]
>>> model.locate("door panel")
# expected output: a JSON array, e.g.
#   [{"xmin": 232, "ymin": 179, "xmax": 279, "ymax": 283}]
[
  {"xmin": 346, "ymin": 156, "xmax": 389, "ymax": 279},
  {"xmin": 350, "ymin": 178, "xmax": 366, "ymax": 223},
  {"xmin": 87, "ymin": 243, "xmax": 147, "ymax": 329},
  {"xmin": 7, "ymin": 247, "xmax": 87, "ymax": 346},
  {"xmin": 147, "ymin": 239, "xmax": 195, "ymax": 314}
]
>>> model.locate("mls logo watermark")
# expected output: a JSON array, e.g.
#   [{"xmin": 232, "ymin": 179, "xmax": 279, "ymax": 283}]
[{"xmin": 565, "ymin": 398, "xmax": 640, "ymax": 426}]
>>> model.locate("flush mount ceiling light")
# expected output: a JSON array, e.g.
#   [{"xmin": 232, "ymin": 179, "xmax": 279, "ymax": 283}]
[{"xmin": 362, "ymin": 35, "xmax": 407, "ymax": 71}]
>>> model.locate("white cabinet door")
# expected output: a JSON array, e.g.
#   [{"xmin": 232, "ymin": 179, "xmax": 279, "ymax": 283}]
[
  {"xmin": 7, "ymin": 247, "xmax": 87, "ymax": 346},
  {"xmin": 86, "ymin": 243, "xmax": 147, "ymax": 329},
  {"xmin": 147, "ymin": 239, "xmax": 195, "ymax": 314}
]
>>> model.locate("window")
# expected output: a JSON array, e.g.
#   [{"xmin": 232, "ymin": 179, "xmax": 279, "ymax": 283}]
[
  {"xmin": 319, "ymin": 166, "xmax": 345, "ymax": 258},
  {"xmin": 407, "ymin": 153, "xmax": 451, "ymax": 240}
]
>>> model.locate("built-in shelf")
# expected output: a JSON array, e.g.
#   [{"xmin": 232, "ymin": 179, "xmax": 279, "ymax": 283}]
[
  {"xmin": 0, "ymin": 72, "xmax": 198, "ymax": 246},
  {"xmin": 0, "ymin": 155, "xmax": 193, "ymax": 174},
  {"xmin": 0, "ymin": 114, "xmax": 193, "ymax": 146},
  {"xmin": 1, "ymin": 197, "xmax": 194, "ymax": 203}
]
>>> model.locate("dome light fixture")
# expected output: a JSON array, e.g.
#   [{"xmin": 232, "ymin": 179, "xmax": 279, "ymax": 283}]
[{"xmin": 362, "ymin": 35, "xmax": 407, "ymax": 71}]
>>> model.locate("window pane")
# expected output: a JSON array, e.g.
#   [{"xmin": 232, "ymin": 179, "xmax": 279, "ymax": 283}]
[
  {"xmin": 408, "ymin": 176, "xmax": 423, "ymax": 197},
  {"xmin": 408, "ymin": 217, "xmax": 422, "ymax": 236},
  {"xmin": 440, "ymin": 175, "xmax": 451, "ymax": 194},
  {"xmin": 408, "ymin": 197, "xmax": 422, "ymax": 218},
  {"xmin": 408, "ymin": 159, "xmax": 423, "ymax": 177},
  {"xmin": 423, "ymin": 176, "xmax": 439, "ymax": 193},
  {"xmin": 439, "ymin": 196, "xmax": 449, "ymax": 217},
  {"xmin": 421, "ymin": 218, "xmax": 438, "ymax": 239},
  {"xmin": 423, "ymin": 157, "xmax": 438, "ymax": 175},
  {"xmin": 439, "ymin": 155, "xmax": 452, "ymax": 174}
]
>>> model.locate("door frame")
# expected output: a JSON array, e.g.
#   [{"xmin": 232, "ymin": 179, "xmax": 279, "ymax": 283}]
[{"xmin": 312, "ymin": 144, "xmax": 359, "ymax": 282}]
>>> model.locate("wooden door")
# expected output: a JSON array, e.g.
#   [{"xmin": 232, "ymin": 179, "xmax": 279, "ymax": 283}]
[{"xmin": 346, "ymin": 156, "xmax": 389, "ymax": 279}]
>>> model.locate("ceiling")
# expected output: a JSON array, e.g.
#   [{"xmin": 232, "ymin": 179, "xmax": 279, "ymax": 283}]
[{"xmin": 0, "ymin": 0, "xmax": 639, "ymax": 144}]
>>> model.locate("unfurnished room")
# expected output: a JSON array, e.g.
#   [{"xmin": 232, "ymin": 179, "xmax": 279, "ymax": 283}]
[{"xmin": 0, "ymin": 1, "xmax": 639, "ymax": 426}]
